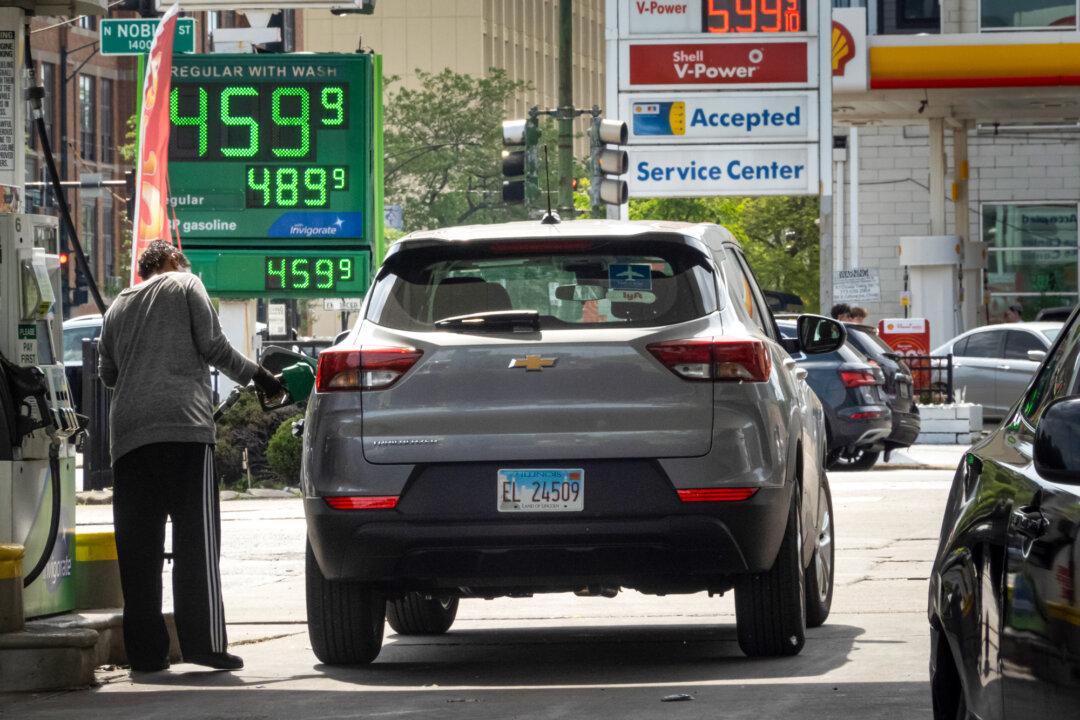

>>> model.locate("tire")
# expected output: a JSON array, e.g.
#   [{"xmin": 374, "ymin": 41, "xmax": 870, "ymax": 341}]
[
  {"xmin": 828, "ymin": 449, "xmax": 880, "ymax": 471},
  {"xmin": 306, "ymin": 541, "xmax": 386, "ymax": 665},
  {"xmin": 386, "ymin": 593, "xmax": 459, "ymax": 635},
  {"xmin": 735, "ymin": 491, "xmax": 806, "ymax": 657},
  {"xmin": 805, "ymin": 474, "xmax": 835, "ymax": 628}
]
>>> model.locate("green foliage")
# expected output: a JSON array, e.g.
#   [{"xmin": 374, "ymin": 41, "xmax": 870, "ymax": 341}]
[
  {"xmin": 383, "ymin": 68, "xmax": 530, "ymax": 230},
  {"xmin": 214, "ymin": 389, "xmax": 300, "ymax": 489},
  {"xmin": 119, "ymin": 114, "xmax": 138, "ymax": 164},
  {"xmin": 627, "ymin": 195, "xmax": 821, "ymax": 312},
  {"xmin": 266, "ymin": 414, "xmax": 304, "ymax": 485}
]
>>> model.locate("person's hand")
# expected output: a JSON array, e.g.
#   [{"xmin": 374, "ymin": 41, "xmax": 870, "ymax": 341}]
[{"xmin": 252, "ymin": 366, "xmax": 285, "ymax": 400}]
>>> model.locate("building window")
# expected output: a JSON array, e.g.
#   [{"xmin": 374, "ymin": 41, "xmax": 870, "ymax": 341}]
[
  {"xmin": 100, "ymin": 79, "xmax": 114, "ymax": 164},
  {"xmin": 982, "ymin": 203, "xmax": 1079, "ymax": 322},
  {"xmin": 79, "ymin": 75, "xmax": 96, "ymax": 162},
  {"xmin": 77, "ymin": 16, "xmax": 97, "ymax": 31},
  {"xmin": 41, "ymin": 63, "xmax": 55, "ymax": 148},
  {"xmin": 872, "ymin": 0, "xmax": 941, "ymax": 33},
  {"xmin": 81, "ymin": 201, "xmax": 98, "ymax": 278},
  {"xmin": 981, "ymin": 0, "xmax": 1079, "ymax": 30}
]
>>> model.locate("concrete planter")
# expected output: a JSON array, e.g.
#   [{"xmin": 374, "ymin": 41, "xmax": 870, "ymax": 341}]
[{"xmin": 915, "ymin": 403, "xmax": 983, "ymax": 445}]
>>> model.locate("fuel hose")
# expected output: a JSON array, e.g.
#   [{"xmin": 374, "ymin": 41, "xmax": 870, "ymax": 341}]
[{"xmin": 22, "ymin": 443, "xmax": 62, "ymax": 588}]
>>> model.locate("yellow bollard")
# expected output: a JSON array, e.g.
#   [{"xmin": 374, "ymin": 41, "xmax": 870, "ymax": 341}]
[
  {"xmin": 73, "ymin": 532, "xmax": 123, "ymax": 610},
  {"xmin": 0, "ymin": 545, "xmax": 25, "ymax": 632}
]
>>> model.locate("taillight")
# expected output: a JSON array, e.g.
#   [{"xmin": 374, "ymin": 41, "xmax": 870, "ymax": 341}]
[
  {"xmin": 324, "ymin": 496, "xmax": 399, "ymax": 510},
  {"xmin": 677, "ymin": 488, "xmax": 758, "ymax": 502},
  {"xmin": 848, "ymin": 411, "xmax": 884, "ymax": 421},
  {"xmin": 646, "ymin": 339, "xmax": 771, "ymax": 382},
  {"xmin": 839, "ymin": 369, "xmax": 877, "ymax": 388},
  {"xmin": 315, "ymin": 346, "xmax": 422, "ymax": 392}
]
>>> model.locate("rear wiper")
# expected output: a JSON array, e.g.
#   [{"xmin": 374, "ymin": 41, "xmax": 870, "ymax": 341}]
[{"xmin": 434, "ymin": 310, "xmax": 540, "ymax": 333}]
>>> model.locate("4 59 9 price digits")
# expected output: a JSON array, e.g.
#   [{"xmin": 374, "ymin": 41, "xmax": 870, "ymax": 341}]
[{"xmin": 245, "ymin": 166, "xmax": 348, "ymax": 209}]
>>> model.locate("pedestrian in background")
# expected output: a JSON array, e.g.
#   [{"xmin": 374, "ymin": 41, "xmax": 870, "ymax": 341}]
[
  {"xmin": 848, "ymin": 306, "xmax": 869, "ymax": 324},
  {"xmin": 830, "ymin": 303, "xmax": 852, "ymax": 321},
  {"xmin": 1004, "ymin": 304, "xmax": 1023, "ymax": 323},
  {"xmin": 98, "ymin": 240, "xmax": 284, "ymax": 673}
]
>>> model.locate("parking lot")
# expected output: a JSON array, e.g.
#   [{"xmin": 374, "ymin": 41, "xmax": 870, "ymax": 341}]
[{"xmin": 3, "ymin": 465, "xmax": 953, "ymax": 720}]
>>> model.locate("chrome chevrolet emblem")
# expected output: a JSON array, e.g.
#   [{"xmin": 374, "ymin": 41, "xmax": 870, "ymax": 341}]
[{"xmin": 508, "ymin": 355, "xmax": 557, "ymax": 371}]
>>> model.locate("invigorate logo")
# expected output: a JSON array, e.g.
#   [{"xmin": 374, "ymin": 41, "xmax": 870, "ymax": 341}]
[{"xmin": 628, "ymin": 41, "xmax": 810, "ymax": 86}]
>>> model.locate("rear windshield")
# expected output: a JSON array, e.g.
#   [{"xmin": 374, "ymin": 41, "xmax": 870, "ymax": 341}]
[
  {"xmin": 847, "ymin": 326, "xmax": 894, "ymax": 359},
  {"xmin": 366, "ymin": 239, "xmax": 716, "ymax": 331}
]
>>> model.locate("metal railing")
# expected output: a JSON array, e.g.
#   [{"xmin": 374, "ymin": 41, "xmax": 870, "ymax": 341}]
[{"xmin": 902, "ymin": 354, "xmax": 954, "ymax": 405}]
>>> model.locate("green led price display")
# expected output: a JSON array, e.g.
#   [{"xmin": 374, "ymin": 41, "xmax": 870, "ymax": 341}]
[
  {"xmin": 246, "ymin": 166, "xmax": 349, "ymax": 208},
  {"xmin": 168, "ymin": 54, "xmax": 382, "ymax": 298},
  {"xmin": 170, "ymin": 84, "xmax": 348, "ymax": 161},
  {"xmin": 265, "ymin": 256, "xmax": 355, "ymax": 292}
]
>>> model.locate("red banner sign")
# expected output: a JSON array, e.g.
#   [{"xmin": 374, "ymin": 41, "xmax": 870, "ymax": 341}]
[
  {"xmin": 130, "ymin": 4, "xmax": 180, "ymax": 287},
  {"xmin": 628, "ymin": 41, "xmax": 809, "ymax": 86}
]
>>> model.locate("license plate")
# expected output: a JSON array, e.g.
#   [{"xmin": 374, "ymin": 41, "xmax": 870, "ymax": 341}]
[{"xmin": 498, "ymin": 468, "xmax": 584, "ymax": 512}]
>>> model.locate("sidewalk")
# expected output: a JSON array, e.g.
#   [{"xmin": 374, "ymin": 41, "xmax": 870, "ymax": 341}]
[{"xmin": 880, "ymin": 444, "xmax": 968, "ymax": 470}]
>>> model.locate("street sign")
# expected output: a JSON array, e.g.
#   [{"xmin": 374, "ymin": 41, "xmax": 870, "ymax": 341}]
[
  {"xmin": 169, "ymin": 53, "xmax": 384, "ymax": 298},
  {"xmin": 621, "ymin": 91, "xmax": 818, "ymax": 144},
  {"xmin": 268, "ymin": 303, "xmax": 287, "ymax": 336},
  {"xmin": 626, "ymin": 144, "xmax": 818, "ymax": 196},
  {"xmin": 100, "ymin": 18, "xmax": 196, "ymax": 56}
]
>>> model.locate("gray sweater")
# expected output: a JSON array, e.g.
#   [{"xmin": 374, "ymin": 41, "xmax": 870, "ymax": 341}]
[{"xmin": 98, "ymin": 271, "xmax": 259, "ymax": 461}]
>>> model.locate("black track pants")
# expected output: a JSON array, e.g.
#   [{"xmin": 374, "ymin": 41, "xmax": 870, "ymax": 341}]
[{"xmin": 113, "ymin": 442, "xmax": 227, "ymax": 667}]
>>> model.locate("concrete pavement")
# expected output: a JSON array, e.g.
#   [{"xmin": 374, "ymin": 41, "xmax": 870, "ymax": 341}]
[{"xmin": 4, "ymin": 468, "xmax": 951, "ymax": 719}]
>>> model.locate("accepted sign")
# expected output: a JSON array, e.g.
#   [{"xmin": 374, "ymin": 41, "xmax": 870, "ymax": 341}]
[
  {"xmin": 100, "ymin": 18, "xmax": 196, "ymax": 56},
  {"xmin": 621, "ymin": 91, "xmax": 819, "ymax": 144}
]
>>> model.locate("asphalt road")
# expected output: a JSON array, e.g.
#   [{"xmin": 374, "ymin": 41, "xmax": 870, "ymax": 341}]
[{"xmin": 4, "ymin": 467, "xmax": 954, "ymax": 720}]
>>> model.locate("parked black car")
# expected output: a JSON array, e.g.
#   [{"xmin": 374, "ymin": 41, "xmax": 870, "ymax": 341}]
[
  {"xmin": 929, "ymin": 307, "xmax": 1080, "ymax": 719},
  {"xmin": 777, "ymin": 319, "xmax": 891, "ymax": 469},
  {"xmin": 844, "ymin": 323, "xmax": 921, "ymax": 460}
]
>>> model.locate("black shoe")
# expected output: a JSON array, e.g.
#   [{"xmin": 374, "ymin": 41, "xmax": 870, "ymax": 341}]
[
  {"xmin": 184, "ymin": 652, "xmax": 244, "ymax": 670},
  {"xmin": 130, "ymin": 660, "xmax": 169, "ymax": 673}
]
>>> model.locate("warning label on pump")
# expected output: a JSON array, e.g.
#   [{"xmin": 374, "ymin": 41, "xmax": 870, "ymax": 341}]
[
  {"xmin": 0, "ymin": 31, "xmax": 16, "ymax": 173},
  {"xmin": 17, "ymin": 324, "xmax": 37, "ymax": 365}
]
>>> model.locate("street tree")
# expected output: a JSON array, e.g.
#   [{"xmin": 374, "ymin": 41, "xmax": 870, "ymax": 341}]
[{"xmin": 384, "ymin": 68, "xmax": 529, "ymax": 230}]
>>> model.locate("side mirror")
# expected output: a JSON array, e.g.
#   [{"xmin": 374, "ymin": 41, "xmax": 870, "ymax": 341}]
[
  {"xmin": 1027, "ymin": 349, "xmax": 1047, "ymax": 363},
  {"xmin": 1034, "ymin": 397, "xmax": 1080, "ymax": 483},
  {"xmin": 797, "ymin": 314, "xmax": 846, "ymax": 355}
]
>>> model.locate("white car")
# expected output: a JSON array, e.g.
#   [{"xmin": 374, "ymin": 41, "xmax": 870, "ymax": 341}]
[{"xmin": 933, "ymin": 322, "xmax": 1063, "ymax": 418}]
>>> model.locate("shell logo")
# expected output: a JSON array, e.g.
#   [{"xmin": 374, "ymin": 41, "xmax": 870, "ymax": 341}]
[{"xmin": 832, "ymin": 20, "xmax": 856, "ymax": 76}]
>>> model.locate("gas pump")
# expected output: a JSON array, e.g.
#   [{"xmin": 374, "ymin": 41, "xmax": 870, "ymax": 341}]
[{"xmin": 0, "ymin": 212, "xmax": 82, "ymax": 618}]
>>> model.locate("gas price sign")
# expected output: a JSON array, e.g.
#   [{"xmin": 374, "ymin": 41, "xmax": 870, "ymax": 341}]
[
  {"xmin": 703, "ymin": 0, "xmax": 806, "ymax": 33},
  {"xmin": 168, "ymin": 53, "xmax": 383, "ymax": 298}
]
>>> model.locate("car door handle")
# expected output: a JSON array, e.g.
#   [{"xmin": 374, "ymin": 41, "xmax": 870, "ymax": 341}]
[
  {"xmin": 997, "ymin": 364, "xmax": 1011, "ymax": 371},
  {"xmin": 1010, "ymin": 508, "xmax": 1049, "ymax": 540}
]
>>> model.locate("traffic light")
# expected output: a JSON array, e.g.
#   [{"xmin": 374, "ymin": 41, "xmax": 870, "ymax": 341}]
[
  {"xmin": 124, "ymin": 170, "xmax": 136, "ymax": 222},
  {"xmin": 501, "ymin": 116, "xmax": 539, "ymax": 205},
  {"xmin": 589, "ymin": 118, "xmax": 629, "ymax": 207},
  {"xmin": 113, "ymin": 0, "xmax": 158, "ymax": 16}
]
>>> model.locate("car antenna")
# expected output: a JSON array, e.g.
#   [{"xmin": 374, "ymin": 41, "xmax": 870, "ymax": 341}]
[{"xmin": 540, "ymin": 145, "xmax": 560, "ymax": 225}]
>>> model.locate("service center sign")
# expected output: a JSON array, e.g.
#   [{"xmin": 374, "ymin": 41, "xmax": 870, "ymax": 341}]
[
  {"xmin": 627, "ymin": 145, "xmax": 818, "ymax": 196},
  {"xmin": 621, "ymin": 39, "xmax": 817, "ymax": 90},
  {"xmin": 621, "ymin": 91, "xmax": 818, "ymax": 144}
]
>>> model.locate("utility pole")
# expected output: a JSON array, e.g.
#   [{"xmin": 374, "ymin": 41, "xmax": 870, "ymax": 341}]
[{"xmin": 557, "ymin": 0, "xmax": 574, "ymax": 219}]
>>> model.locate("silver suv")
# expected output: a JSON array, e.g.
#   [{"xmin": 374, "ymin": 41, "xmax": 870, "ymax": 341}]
[{"xmin": 303, "ymin": 220, "xmax": 842, "ymax": 664}]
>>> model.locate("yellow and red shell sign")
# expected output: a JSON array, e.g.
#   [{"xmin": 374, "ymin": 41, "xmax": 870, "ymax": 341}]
[
  {"xmin": 832, "ymin": 20, "xmax": 856, "ymax": 76},
  {"xmin": 871, "ymin": 40, "xmax": 1080, "ymax": 89}
]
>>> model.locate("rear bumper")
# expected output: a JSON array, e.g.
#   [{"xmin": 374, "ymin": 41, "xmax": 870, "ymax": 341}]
[
  {"xmin": 305, "ymin": 484, "xmax": 793, "ymax": 591},
  {"xmin": 828, "ymin": 406, "xmax": 892, "ymax": 451},
  {"xmin": 886, "ymin": 409, "xmax": 921, "ymax": 449}
]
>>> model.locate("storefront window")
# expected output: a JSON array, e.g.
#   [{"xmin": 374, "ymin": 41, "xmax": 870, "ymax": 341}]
[
  {"xmin": 983, "ymin": 203, "xmax": 1079, "ymax": 321},
  {"xmin": 981, "ymin": 0, "xmax": 1079, "ymax": 30}
]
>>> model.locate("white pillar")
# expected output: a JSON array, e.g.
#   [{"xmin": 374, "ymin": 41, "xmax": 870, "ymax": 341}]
[
  {"xmin": 833, "ymin": 157, "xmax": 845, "ymax": 273},
  {"xmin": 929, "ymin": 119, "xmax": 947, "ymax": 236},
  {"xmin": 848, "ymin": 127, "xmax": 860, "ymax": 269},
  {"xmin": 217, "ymin": 300, "xmax": 259, "ymax": 398}
]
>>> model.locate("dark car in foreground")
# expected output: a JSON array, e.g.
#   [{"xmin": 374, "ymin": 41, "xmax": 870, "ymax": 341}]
[
  {"xmin": 778, "ymin": 319, "xmax": 892, "ymax": 469},
  {"xmin": 929, "ymin": 308, "xmax": 1080, "ymax": 718},
  {"xmin": 844, "ymin": 323, "xmax": 920, "ymax": 462},
  {"xmin": 303, "ymin": 220, "xmax": 843, "ymax": 664}
]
